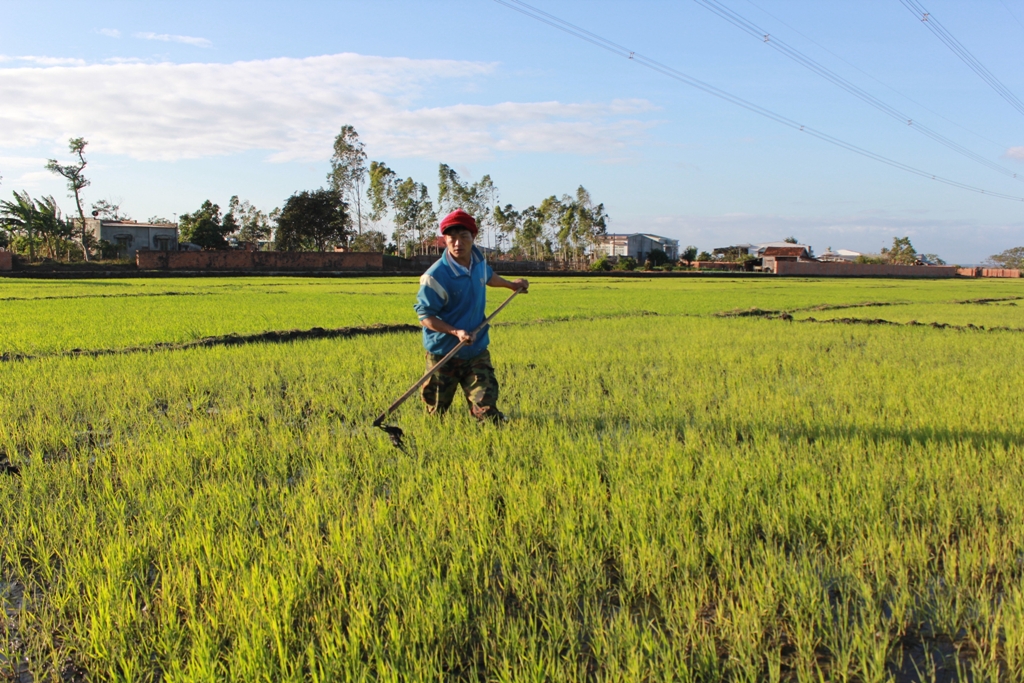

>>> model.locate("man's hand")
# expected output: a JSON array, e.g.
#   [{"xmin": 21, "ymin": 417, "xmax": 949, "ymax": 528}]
[
  {"xmin": 421, "ymin": 315, "xmax": 473, "ymax": 343},
  {"xmin": 488, "ymin": 272, "xmax": 529, "ymax": 292}
]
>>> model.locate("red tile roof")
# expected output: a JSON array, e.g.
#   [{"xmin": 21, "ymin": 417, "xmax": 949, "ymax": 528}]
[{"xmin": 763, "ymin": 246, "xmax": 809, "ymax": 257}]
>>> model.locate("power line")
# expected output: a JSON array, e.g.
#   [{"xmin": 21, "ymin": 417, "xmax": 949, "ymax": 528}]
[
  {"xmin": 998, "ymin": 0, "xmax": 1024, "ymax": 33},
  {"xmin": 898, "ymin": 0, "xmax": 1024, "ymax": 117},
  {"xmin": 694, "ymin": 0, "xmax": 1020, "ymax": 182},
  {"xmin": 492, "ymin": 0, "xmax": 1024, "ymax": 203},
  {"xmin": 742, "ymin": 0, "xmax": 1011, "ymax": 151}
]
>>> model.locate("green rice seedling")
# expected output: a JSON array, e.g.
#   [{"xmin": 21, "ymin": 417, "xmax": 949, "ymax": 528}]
[
  {"xmin": 3, "ymin": 274, "xmax": 1020, "ymax": 355},
  {"xmin": 0, "ymin": 278, "xmax": 1022, "ymax": 680}
]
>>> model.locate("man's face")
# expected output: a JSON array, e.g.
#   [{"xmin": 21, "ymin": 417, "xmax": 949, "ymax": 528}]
[{"xmin": 444, "ymin": 228, "xmax": 474, "ymax": 260}]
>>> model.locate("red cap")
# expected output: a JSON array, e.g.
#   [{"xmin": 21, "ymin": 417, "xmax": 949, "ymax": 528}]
[{"xmin": 439, "ymin": 208, "xmax": 478, "ymax": 237}]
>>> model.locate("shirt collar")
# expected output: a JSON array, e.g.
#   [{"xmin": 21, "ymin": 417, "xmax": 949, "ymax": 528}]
[{"xmin": 444, "ymin": 247, "xmax": 476, "ymax": 277}]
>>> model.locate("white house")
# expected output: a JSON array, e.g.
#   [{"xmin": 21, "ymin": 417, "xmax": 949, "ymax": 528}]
[
  {"xmin": 595, "ymin": 233, "xmax": 679, "ymax": 261},
  {"xmin": 819, "ymin": 249, "xmax": 862, "ymax": 262},
  {"xmin": 84, "ymin": 218, "xmax": 178, "ymax": 256}
]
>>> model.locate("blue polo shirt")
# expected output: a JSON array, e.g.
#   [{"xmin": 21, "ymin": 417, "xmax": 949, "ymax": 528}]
[{"xmin": 413, "ymin": 245, "xmax": 494, "ymax": 358}]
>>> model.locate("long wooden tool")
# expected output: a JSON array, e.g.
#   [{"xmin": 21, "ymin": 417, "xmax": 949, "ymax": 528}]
[{"xmin": 373, "ymin": 288, "xmax": 522, "ymax": 443}]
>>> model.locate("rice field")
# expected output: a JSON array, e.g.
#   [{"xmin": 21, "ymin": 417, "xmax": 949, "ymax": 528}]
[{"xmin": 1, "ymin": 275, "xmax": 1022, "ymax": 682}]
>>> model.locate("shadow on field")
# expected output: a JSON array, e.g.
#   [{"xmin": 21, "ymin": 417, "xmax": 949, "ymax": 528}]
[
  {"xmin": 0, "ymin": 323, "xmax": 421, "ymax": 363},
  {"xmin": 538, "ymin": 412, "xmax": 1022, "ymax": 452},
  {"xmin": 785, "ymin": 423, "xmax": 1023, "ymax": 450}
]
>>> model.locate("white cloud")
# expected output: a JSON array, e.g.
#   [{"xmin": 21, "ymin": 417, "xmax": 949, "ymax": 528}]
[
  {"xmin": 97, "ymin": 28, "xmax": 121, "ymax": 38},
  {"xmin": 103, "ymin": 57, "xmax": 148, "ymax": 64},
  {"xmin": 0, "ymin": 55, "xmax": 87, "ymax": 66},
  {"xmin": 0, "ymin": 53, "xmax": 656, "ymax": 163},
  {"xmin": 133, "ymin": 32, "xmax": 212, "ymax": 48},
  {"xmin": 1006, "ymin": 146, "xmax": 1024, "ymax": 162}
]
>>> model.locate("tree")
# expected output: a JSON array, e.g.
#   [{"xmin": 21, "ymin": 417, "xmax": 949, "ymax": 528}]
[
  {"xmin": 91, "ymin": 199, "xmax": 129, "ymax": 221},
  {"xmin": 34, "ymin": 195, "xmax": 74, "ymax": 259},
  {"xmin": 225, "ymin": 196, "xmax": 273, "ymax": 245},
  {"xmin": 437, "ymin": 164, "xmax": 498, "ymax": 248},
  {"xmin": 881, "ymin": 236, "xmax": 917, "ymax": 265},
  {"xmin": 784, "ymin": 236, "xmax": 798, "ymax": 244},
  {"xmin": 1, "ymin": 191, "xmax": 41, "ymax": 260},
  {"xmin": 988, "ymin": 246, "xmax": 1024, "ymax": 269},
  {"xmin": 921, "ymin": 253, "xmax": 946, "ymax": 265},
  {"xmin": 179, "ymin": 200, "xmax": 231, "ymax": 250},
  {"xmin": 350, "ymin": 230, "xmax": 387, "ymax": 252},
  {"xmin": 275, "ymin": 189, "xmax": 349, "ymax": 252},
  {"xmin": 391, "ymin": 178, "xmax": 436, "ymax": 256},
  {"xmin": 648, "ymin": 248, "xmax": 669, "ymax": 267},
  {"xmin": 45, "ymin": 137, "xmax": 91, "ymax": 260},
  {"xmin": 493, "ymin": 204, "xmax": 521, "ymax": 253},
  {"xmin": 542, "ymin": 186, "xmax": 607, "ymax": 262},
  {"xmin": 536, "ymin": 195, "xmax": 566, "ymax": 259},
  {"xmin": 515, "ymin": 205, "xmax": 548, "ymax": 260},
  {"xmin": 681, "ymin": 245, "xmax": 698, "ymax": 265},
  {"xmin": 574, "ymin": 186, "xmax": 607, "ymax": 257},
  {"xmin": 368, "ymin": 161, "xmax": 397, "ymax": 224},
  {"xmin": 437, "ymin": 163, "xmax": 472, "ymax": 215},
  {"xmin": 0, "ymin": 192, "xmax": 74, "ymax": 261},
  {"xmin": 368, "ymin": 163, "xmax": 434, "ymax": 255},
  {"xmin": 697, "ymin": 250, "xmax": 713, "ymax": 262},
  {"xmin": 328, "ymin": 125, "xmax": 367, "ymax": 235}
]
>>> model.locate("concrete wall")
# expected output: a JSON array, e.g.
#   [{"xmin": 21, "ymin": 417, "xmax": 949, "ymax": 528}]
[
  {"xmin": 0, "ymin": 250, "xmax": 11, "ymax": 272},
  {"xmin": 775, "ymin": 261, "xmax": 957, "ymax": 278},
  {"xmin": 957, "ymin": 267, "xmax": 1020, "ymax": 278},
  {"xmin": 492, "ymin": 260, "xmax": 556, "ymax": 272},
  {"xmin": 692, "ymin": 261, "xmax": 745, "ymax": 271},
  {"xmin": 137, "ymin": 250, "xmax": 386, "ymax": 271}
]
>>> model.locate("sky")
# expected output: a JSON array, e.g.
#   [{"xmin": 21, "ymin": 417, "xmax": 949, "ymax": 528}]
[{"xmin": 1, "ymin": 0, "xmax": 1023, "ymax": 263}]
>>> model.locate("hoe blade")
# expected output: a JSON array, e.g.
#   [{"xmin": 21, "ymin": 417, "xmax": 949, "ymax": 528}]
[{"xmin": 378, "ymin": 424, "xmax": 406, "ymax": 451}]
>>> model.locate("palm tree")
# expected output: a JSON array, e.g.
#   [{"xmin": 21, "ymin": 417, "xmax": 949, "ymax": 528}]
[
  {"xmin": 34, "ymin": 195, "xmax": 73, "ymax": 260},
  {"xmin": 0, "ymin": 191, "xmax": 40, "ymax": 261}
]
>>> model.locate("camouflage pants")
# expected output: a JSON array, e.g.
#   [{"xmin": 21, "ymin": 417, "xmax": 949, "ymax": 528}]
[{"xmin": 420, "ymin": 349, "xmax": 502, "ymax": 421}]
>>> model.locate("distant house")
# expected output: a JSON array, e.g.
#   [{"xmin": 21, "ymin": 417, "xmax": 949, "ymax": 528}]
[
  {"xmin": 714, "ymin": 242, "xmax": 815, "ymax": 259},
  {"xmin": 83, "ymin": 218, "xmax": 178, "ymax": 256},
  {"xmin": 819, "ymin": 249, "xmax": 862, "ymax": 262},
  {"xmin": 761, "ymin": 245, "xmax": 815, "ymax": 273},
  {"xmin": 595, "ymin": 233, "xmax": 679, "ymax": 261},
  {"xmin": 712, "ymin": 243, "xmax": 758, "ymax": 259}
]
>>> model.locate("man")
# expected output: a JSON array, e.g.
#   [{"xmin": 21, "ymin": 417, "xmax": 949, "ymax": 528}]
[{"xmin": 414, "ymin": 208, "xmax": 528, "ymax": 422}]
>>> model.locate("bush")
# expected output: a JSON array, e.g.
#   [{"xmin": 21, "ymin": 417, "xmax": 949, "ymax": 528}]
[
  {"xmin": 98, "ymin": 239, "xmax": 121, "ymax": 260},
  {"xmin": 350, "ymin": 230, "xmax": 387, "ymax": 253},
  {"xmin": 648, "ymin": 249, "xmax": 670, "ymax": 267},
  {"xmin": 663, "ymin": 263, "xmax": 675, "ymax": 272},
  {"xmin": 590, "ymin": 257, "xmax": 612, "ymax": 272},
  {"xmin": 855, "ymin": 255, "xmax": 885, "ymax": 265},
  {"xmin": 615, "ymin": 256, "xmax": 637, "ymax": 271}
]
